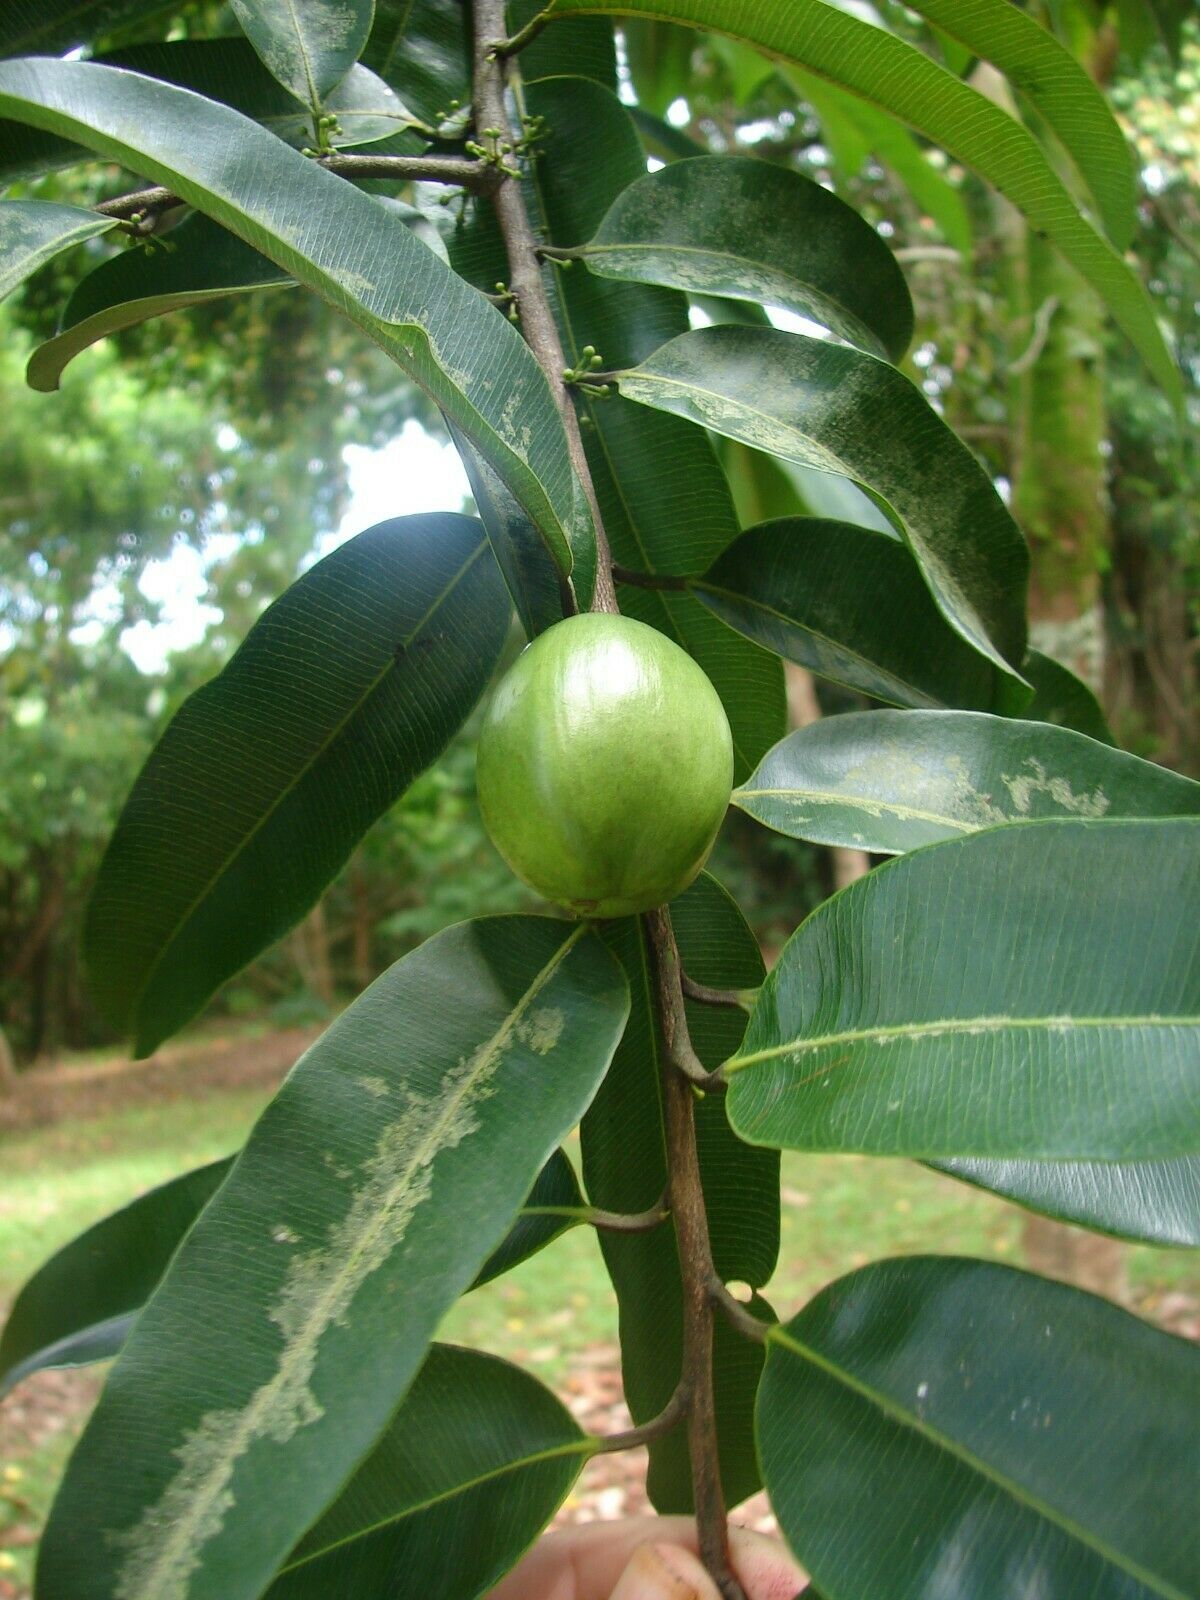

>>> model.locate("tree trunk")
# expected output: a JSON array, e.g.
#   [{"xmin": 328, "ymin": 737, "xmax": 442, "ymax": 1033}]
[
  {"xmin": 785, "ymin": 664, "xmax": 870, "ymax": 890},
  {"xmin": 290, "ymin": 901, "xmax": 335, "ymax": 1008}
]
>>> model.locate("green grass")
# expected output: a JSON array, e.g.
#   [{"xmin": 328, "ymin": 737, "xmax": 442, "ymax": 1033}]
[{"xmin": 2, "ymin": 1074, "xmax": 1197, "ymax": 1594}]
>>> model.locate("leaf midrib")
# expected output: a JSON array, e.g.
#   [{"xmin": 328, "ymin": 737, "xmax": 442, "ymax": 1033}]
[
  {"xmin": 127, "ymin": 536, "xmax": 487, "ymax": 1031},
  {"xmin": 732, "ymin": 785, "xmax": 972, "ymax": 831},
  {"xmin": 129, "ymin": 918, "xmax": 588, "ymax": 1593},
  {"xmin": 730, "ymin": 1014, "xmax": 1200, "ymax": 1073},
  {"xmin": 768, "ymin": 1323, "xmax": 1188, "ymax": 1598}
]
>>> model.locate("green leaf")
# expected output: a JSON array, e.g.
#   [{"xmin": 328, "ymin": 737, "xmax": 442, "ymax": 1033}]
[
  {"xmin": 733, "ymin": 710, "xmax": 1200, "ymax": 854},
  {"xmin": 692, "ymin": 519, "xmax": 1021, "ymax": 714},
  {"xmin": 473, "ymin": 1147, "xmax": 588, "ymax": 1289},
  {"xmin": 446, "ymin": 415, "xmax": 567, "ymax": 638},
  {"xmin": 27, "ymin": 201, "xmax": 445, "ymax": 393},
  {"xmin": 230, "ymin": 0, "xmax": 375, "ymax": 111},
  {"xmin": 545, "ymin": 0, "xmax": 1178, "ymax": 402},
  {"xmin": 582, "ymin": 874, "xmax": 778, "ymax": 1512},
  {"xmin": 901, "ymin": 0, "xmax": 1136, "ymax": 247},
  {"xmin": 0, "ymin": 57, "xmax": 595, "ymax": 587},
  {"xmin": 616, "ymin": 328, "xmax": 1030, "ymax": 686},
  {"xmin": 520, "ymin": 76, "xmax": 786, "ymax": 781},
  {"xmin": 759, "ymin": 1256, "xmax": 1200, "ymax": 1598},
  {"xmin": 0, "ymin": 0, "xmax": 178, "ymax": 55},
  {"xmin": 0, "ymin": 1159, "xmax": 228, "ymax": 1397},
  {"xmin": 727, "ymin": 817, "xmax": 1200, "ymax": 1160},
  {"xmin": 85, "ymin": 513, "xmax": 510, "ymax": 1056},
  {"xmin": 576, "ymin": 154, "xmax": 913, "ymax": 362},
  {"xmin": 362, "ymin": 0, "xmax": 472, "ymax": 127},
  {"xmin": 28, "ymin": 214, "xmax": 291, "ymax": 394},
  {"xmin": 37, "ymin": 916, "xmax": 629, "ymax": 1600},
  {"xmin": 789, "ymin": 71, "xmax": 973, "ymax": 256},
  {"xmin": 0, "ymin": 42, "xmax": 423, "ymax": 187},
  {"xmin": 936, "ymin": 1155, "xmax": 1200, "ymax": 1248},
  {"xmin": 0, "ymin": 200, "xmax": 116, "ymax": 305},
  {"xmin": 1022, "ymin": 647, "xmax": 1115, "ymax": 745},
  {"xmin": 266, "ymin": 1345, "xmax": 589, "ymax": 1598},
  {"xmin": 0, "ymin": 1148, "xmax": 583, "ymax": 1396}
]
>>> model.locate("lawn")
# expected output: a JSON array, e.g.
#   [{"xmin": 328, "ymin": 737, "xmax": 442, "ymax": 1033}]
[{"xmin": 2, "ymin": 1069, "xmax": 1198, "ymax": 1594}]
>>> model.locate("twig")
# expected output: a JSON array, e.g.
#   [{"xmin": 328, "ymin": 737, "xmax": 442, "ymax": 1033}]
[
  {"xmin": 590, "ymin": 1384, "xmax": 687, "ymax": 1454},
  {"xmin": 1008, "ymin": 294, "xmax": 1059, "ymax": 376},
  {"xmin": 93, "ymin": 154, "xmax": 496, "ymax": 223},
  {"xmin": 645, "ymin": 905, "xmax": 745, "ymax": 1600},
  {"xmin": 473, "ymin": 0, "xmax": 616, "ymax": 614}
]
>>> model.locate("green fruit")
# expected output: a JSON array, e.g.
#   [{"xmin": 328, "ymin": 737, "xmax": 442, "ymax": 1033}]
[{"xmin": 477, "ymin": 614, "xmax": 734, "ymax": 917}]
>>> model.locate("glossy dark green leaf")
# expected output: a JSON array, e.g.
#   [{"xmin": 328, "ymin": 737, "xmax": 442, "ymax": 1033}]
[
  {"xmin": 733, "ymin": 710, "xmax": 1200, "ymax": 855},
  {"xmin": 692, "ymin": 519, "xmax": 1021, "ymax": 715},
  {"xmin": 616, "ymin": 327, "xmax": 1030, "ymax": 687},
  {"xmin": 547, "ymin": 0, "xmax": 1178, "ymax": 402},
  {"xmin": 28, "ymin": 215, "xmax": 291, "ymax": 393},
  {"xmin": 582, "ymin": 874, "xmax": 778, "ymax": 1512},
  {"xmin": 473, "ymin": 1147, "xmax": 587, "ymax": 1289},
  {"xmin": 362, "ymin": 0, "xmax": 472, "ymax": 126},
  {"xmin": 0, "ymin": 1148, "xmax": 583, "ymax": 1396},
  {"xmin": 28, "ymin": 200, "xmax": 444, "ymax": 393},
  {"xmin": 1022, "ymin": 648, "xmax": 1115, "ymax": 745},
  {"xmin": 0, "ymin": 42, "xmax": 423, "ymax": 187},
  {"xmin": 579, "ymin": 155, "xmax": 913, "ymax": 362},
  {"xmin": 85, "ymin": 514, "xmax": 510, "ymax": 1056},
  {"xmin": 266, "ymin": 1344, "xmax": 590, "ymax": 1598},
  {"xmin": 446, "ymin": 415, "xmax": 566, "ymax": 638},
  {"xmin": 0, "ymin": 58, "xmax": 595, "ymax": 587},
  {"xmin": 520, "ymin": 76, "xmax": 786, "ymax": 781},
  {"xmin": 759, "ymin": 1256, "xmax": 1200, "ymax": 1598},
  {"xmin": 901, "ymin": 0, "xmax": 1135, "ymax": 246},
  {"xmin": 0, "ymin": 0, "xmax": 178, "ymax": 55},
  {"xmin": 37, "ymin": 916, "xmax": 630, "ymax": 1600},
  {"xmin": 0, "ymin": 200, "xmax": 116, "ymax": 304},
  {"xmin": 936, "ymin": 1155, "xmax": 1200, "ymax": 1248},
  {"xmin": 727, "ymin": 818, "xmax": 1200, "ymax": 1160},
  {"xmin": 230, "ymin": 0, "xmax": 375, "ymax": 110}
]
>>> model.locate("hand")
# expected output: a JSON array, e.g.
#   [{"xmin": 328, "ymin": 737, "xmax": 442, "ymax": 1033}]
[{"xmin": 487, "ymin": 1516, "xmax": 808, "ymax": 1600}]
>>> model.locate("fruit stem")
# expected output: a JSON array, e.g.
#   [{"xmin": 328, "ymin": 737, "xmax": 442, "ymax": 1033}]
[{"xmin": 475, "ymin": 12, "xmax": 742, "ymax": 1591}]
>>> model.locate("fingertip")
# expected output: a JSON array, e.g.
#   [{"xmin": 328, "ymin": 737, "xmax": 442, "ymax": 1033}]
[
  {"xmin": 610, "ymin": 1541, "xmax": 721, "ymax": 1600},
  {"xmin": 727, "ymin": 1527, "xmax": 808, "ymax": 1600}
]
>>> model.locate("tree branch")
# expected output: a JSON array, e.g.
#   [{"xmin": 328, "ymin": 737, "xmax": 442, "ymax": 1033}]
[
  {"xmin": 472, "ymin": 0, "xmax": 617, "ymax": 615},
  {"xmin": 474, "ymin": 11, "xmax": 740, "ymax": 1589},
  {"xmin": 645, "ymin": 906, "xmax": 746, "ymax": 1600},
  {"xmin": 94, "ymin": 154, "xmax": 497, "ymax": 224}
]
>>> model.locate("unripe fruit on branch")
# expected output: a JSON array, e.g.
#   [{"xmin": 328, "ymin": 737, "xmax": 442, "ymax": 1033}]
[{"xmin": 477, "ymin": 614, "xmax": 734, "ymax": 917}]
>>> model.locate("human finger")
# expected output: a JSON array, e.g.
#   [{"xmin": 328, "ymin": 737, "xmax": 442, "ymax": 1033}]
[{"xmin": 609, "ymin": 1542, "xmax": 722, "ymax": 1600}]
